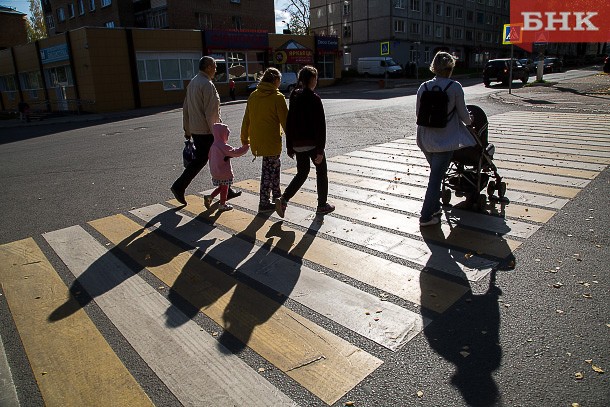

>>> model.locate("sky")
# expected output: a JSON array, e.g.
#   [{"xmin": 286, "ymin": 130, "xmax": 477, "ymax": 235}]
[{"xmin": 3, "ymin": 0, "xmax": 293, "ymax": 34}]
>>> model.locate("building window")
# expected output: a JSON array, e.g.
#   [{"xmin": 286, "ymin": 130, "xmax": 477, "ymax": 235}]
[
  {"xmin": 424, "ymin": 24, "xmax": 431, "ymax": 36},
  {"xmin": 343, "ymin": 1, "xmax": 351, "ymax": 15},
  {"xmin": 78, "ymin": 0, "xmax": 84, "ymax": 15},
  {"xmin": 409, "ymin": 48, "xmax": 418, "ymax": 62},
  {"xmin": 343, "ymin": 24, "xmax": 351, "ymax": 38},
  {"xmin": 232, "ymin": 16, "xmax": 242, "ymax": 30},
  {"xmin": 410, "ymin": 0, "xmax": 420, "ymax": 12},
  {"xmin": 57, "ymin": 7, "xmax": 65, "ymax": 22},
  {"xmin": 435, "ymin": 25, "xmax": 441, "ymax": 38},
  {"xmin": 146, "ymin": 9, "xmax": 168, "ymax": 28},
  {"xmin": 477, "ymin": 12, "xmax": 484, "ymax": 24},
  {"xmin": 68, "ymin": 3, "xmax": 75, "ymax": 18},
  {"xmin": 197, "ymin": 12, "xmax": 212, "ymax": 29},
  {"xmin": 44, "ymin": 65, "xmax": 74, "ymax": 87},
  {"xmin": 89, "ymin": 0, "xmax": 95, "ymax": 11},
  {"xmin": 316, "ymin": 54, "xmax": 335, "ymax": 79},
  {"xmin": 455, "ymin": 8, "xmax": 463, "ymax": 19},
  {"xmin": 394, "ymin": 0, "xmax": 405, "ymax": 9},
  {"xmin": 46, "ymin": 15, "xmax": 55, "ymax": 29},
  {"xmin": 0, "ymin": 75, "xmax": 17, "ymax": 92},
  {"xmin": 435, "ymin": 4, "xmax": 442, "ymax": 16},
  {"xmin": 445, "ymin": 27, "xmax": 451, "ymax": 39},
  {"xmin": 19, "ymin": 71, "xmax": 43, "ymax": 91},
  {"xmin": 105, "ymin": 21, "xmax": 114, "ymax": 27},
  {"xmin": 230, "ymin": 0, "xmax": 241, "ymax": 3},
  {"xmin": 485, "ymin": 32, "xmax": 492, "ymax": 42},
  {"xmin": 424, "ymin": 47, "xmax": 430, "ymax": 63},
  {"xmin": 101, "ymin": 0, "xmax": 111, "ymax": 7},
  {"xmin": 394, "ymin": 19, "xmax": 405, "ymax": 33},
  {"xmin": 454, "ymin": 28, "xmax": 463, "ymax": 39},
  {"xmin": 446, "ymin": 6, "xmax": 451, "ymax": 18},
  {"xmin": 424, "ymin": 2, "xmax": 431, "ymax": 15},
  {"xmin": 467, "ymin": 10, "xmax": 473, "ymax": 21},
  {"xmin": 410, "ymin": 22, "xmax": 419, "ymax": 34},
  {"xmin": 465, "ymin": 30, "xmax": 473, "ymax": 41}
]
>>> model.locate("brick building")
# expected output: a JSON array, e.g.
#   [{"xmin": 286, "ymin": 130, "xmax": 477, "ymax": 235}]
[
  {"xmin": 0, "ymin": 6, "xmax": 28, "ymax": 49},
  {"xmin": 42, "ymin": 0, "xmax": 275, "ymax": 35}
]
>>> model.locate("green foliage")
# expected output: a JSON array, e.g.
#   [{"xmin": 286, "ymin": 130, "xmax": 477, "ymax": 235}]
[{"xmin": 26, "ymin": 0, "xmax": 47, "ymax": 42}]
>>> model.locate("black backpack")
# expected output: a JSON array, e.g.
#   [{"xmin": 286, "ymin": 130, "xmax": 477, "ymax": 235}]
[{"xmin": 416, "ymin": 81, "xmax": 455, "ymax": 128}]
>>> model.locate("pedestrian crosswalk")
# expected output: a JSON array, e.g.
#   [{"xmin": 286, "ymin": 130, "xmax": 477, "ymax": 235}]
[{"xmin": 1, "ymin": 111, "xmax": 609, "ymax": 406}]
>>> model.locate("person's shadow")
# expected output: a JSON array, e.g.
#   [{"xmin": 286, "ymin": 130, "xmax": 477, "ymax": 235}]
[
  {"xmin": 420, "ymin": 213, "xmax": 515, "ymax": 407},
  {"xmin": 49, "ymin": 209, "xmax": 200, "ymax": 322},
  {"xmin": 166, "ymin": 209, "xmax": 321, "ymax": 354}
]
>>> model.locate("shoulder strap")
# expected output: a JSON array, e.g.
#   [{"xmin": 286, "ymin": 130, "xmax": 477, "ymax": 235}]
[
  {"xmin": 442, "ymin": 81, "xmax": 454, "ymax": 92},
  {"xmin": 424, "ymin": 83, "xmax": 429, "ymax": 91}
]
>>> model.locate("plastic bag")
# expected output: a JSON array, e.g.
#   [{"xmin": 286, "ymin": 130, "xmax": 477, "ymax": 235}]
[{"xmin": 182, "ymin": 138, "xmax": 196, "ymax": 168}]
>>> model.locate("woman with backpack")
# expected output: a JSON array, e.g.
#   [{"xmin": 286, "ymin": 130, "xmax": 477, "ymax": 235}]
[{"xmin": 415, "ymin": 51, "xmax": 475, "ymax": 226}]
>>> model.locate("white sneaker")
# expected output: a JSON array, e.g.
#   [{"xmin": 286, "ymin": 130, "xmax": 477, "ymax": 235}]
[
  {"xmin": 218, "ymin": 203, "xmax": 233, "ymax": 212},
  {"xmin": 419, "ymin": 217, "xmax": 440, "ymax": 227}
]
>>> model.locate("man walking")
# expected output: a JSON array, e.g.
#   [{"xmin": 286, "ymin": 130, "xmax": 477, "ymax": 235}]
[{"xmin": 171, "ymin": 56, "xmax": 241, "ymax": 205}]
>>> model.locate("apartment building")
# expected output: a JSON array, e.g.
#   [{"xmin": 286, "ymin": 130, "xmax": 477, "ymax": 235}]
[
  {"xmin": 310, "ymin": 0, "xmax": 511, "ymax": 69},
  {"xmin": 0, "ymin": 6, "xmax": 28, "ymax": 49},
  {"xmin": 42, "ymin": 0, "xmax": 275, "ymax": 36}
]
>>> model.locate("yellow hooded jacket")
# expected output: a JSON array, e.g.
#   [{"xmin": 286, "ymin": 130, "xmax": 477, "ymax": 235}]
[{"xmin": 240, "ymin": 81, "xmax": 288, "ymax": 157}]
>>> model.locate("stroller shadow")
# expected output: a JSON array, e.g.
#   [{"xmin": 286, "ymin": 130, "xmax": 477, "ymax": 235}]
[{"xmin": 420, "ymin": 210, "xmax": 515, "ymax": 406}]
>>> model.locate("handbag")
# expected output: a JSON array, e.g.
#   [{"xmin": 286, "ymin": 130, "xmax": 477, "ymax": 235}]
[{"xmin": 182, "ymin": 138, "xmax": 196, "ymax": 168}]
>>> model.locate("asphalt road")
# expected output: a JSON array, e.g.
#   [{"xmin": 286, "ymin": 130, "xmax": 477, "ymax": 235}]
[{"xmin": 0, "ymin": 68, "xmax": 608, "ymax": 407}]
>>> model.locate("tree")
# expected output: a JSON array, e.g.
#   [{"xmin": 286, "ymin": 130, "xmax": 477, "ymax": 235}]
[
  {"xmin": 26, "ymin": 0, "xmax": 47, "ymax": 42},
  {"xmin": 284, "ymin": 0, "xmax": 309, "ymax": 35}
]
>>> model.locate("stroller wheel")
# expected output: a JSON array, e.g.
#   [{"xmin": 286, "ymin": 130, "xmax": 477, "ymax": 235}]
[
  {"xmin": 442, "ymin": 189, "xmax": 451, "ymax": 205},
  {"xmin": 487, "ymin": 180, "xmax": 496, "ymax": 197},
  {"xmin": 498, "ymin": 182, "xmax": 507, "ymax": 198}
]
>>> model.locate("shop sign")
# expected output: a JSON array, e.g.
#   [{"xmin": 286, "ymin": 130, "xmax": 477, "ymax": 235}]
[
  {"xmin": 40, "ymin": 44, "xmax": 69, "ymax": 64},
  {"xmin": 286, "ymin": 49, "xmax": 314, "ymax": 64},
  {"xmin": 315, "ymin": 36, "xmax": 338, "ymax": 54},
  {"xmin": 205, "ymin": 30, "xmax": 268, "ymax": 50}
]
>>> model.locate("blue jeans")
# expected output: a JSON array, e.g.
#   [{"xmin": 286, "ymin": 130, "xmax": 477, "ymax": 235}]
[{"xmin": 421, "ymin": 150, "xmax": 453, "ymax": 221}]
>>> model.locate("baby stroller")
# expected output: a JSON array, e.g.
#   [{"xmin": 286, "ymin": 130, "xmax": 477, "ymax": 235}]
[{"xmin": 441, "ymin": 105, "xmax": 507, "ymax": 210}]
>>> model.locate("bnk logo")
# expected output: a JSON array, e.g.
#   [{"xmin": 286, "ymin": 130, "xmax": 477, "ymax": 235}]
[
  {"xmin": 511, "ymin": 0, "xmax": 609, "ymax": 44},
  {"xmin": 521, "ymin": 12, "xmax": 599, "ymax": 31}
]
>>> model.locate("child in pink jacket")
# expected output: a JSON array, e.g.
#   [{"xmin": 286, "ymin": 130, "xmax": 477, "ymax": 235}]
[{"xmin": 204, "ymin": 123, "xmax": 249, "ymax": 211}]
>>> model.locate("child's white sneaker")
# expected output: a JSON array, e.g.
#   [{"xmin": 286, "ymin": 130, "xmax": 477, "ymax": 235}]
[{"xmin": 218, "ymin": 203, "xmax": 233, "ymax": 212}]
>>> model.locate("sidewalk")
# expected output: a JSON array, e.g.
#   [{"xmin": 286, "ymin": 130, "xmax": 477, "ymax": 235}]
[{"xmin": 489, "ymin": 72, "xmax": 610, "ymax": 113}]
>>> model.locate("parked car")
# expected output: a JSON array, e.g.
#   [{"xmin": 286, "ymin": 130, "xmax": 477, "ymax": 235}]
[
  {"xmin": 483, "ymin": 58, "xmax": 529, "ymax": 87},
  {"xmin": 518, "ymin": 58, "xmax": 536, "ymax": 73},
  {"xmin": 357, "ymin": 57, "xmax": 403, "ymax": 77},
  {"xmin": 246, "ymin": 72, "xmax": 298, "ymax": 94},
  {"xmin": 543, "ymin": 57, "xmax": 563, "ymax": 73}
]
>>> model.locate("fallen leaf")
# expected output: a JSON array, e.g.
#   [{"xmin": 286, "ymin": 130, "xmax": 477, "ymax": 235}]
[
  {"xmin": 572, "ymin": 403, "xmax": 581, "ymax": 407},
  {"xmin": 465, "ymin": 253, "xmax": 473, "ymax": 259},
  {"xmin": 553, "ymin": 282, "xmax": 563, "ymax": 288},
  {"xmin": 345, "ymin": 402, "xmax": 354, "ymax": 406},
  {"xmin": 574, "ymin": 372, "xmax": 584, "ymax": 380},
  {"xmin": 556, "ymin": 309, "xmax": 564, "ymax": 314},
  {"xmin": 592, "ymin": 365, "xmax": 604, "ymax": 373},
  {"xmin": 460, "ymin": 351, "xmax": 470, "ymax": 357},
  {"xmin": 583, "ymin": 293, "xmax": 592, "ymax": 299},
  {"xmin": 258, "ymin": 367, "xmax": 265, "ymax": 373},
  {"xmin": 416, "ymin": 391, "xmax": 424, "ymax": 398},
  {"xmin": 585, "ymin": 359, "xmax": 592, "ymax": 364}
]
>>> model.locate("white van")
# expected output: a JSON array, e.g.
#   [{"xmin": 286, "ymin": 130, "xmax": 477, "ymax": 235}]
[
  {"xmin": 357, "ymin": 57, "xmax": 403, "ymax": 77},
  {"xmin": 246, "ymin": 71, "xmax": 298, "ymax": 94}
]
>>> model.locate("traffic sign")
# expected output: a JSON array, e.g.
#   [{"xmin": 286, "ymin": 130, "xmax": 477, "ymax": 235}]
[
  {"xmin": 503, "ymin": 24, "xmax": 523, "ymax": 44},
  {"xmin": 380, "ymin": 41, "xmax": 390, "ymax": 55}
]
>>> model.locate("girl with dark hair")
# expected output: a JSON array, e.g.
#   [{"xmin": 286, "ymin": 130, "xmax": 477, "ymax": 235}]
[{"xmin": 275, "ymin": 66, "xmax": 335, "ymax": 218}]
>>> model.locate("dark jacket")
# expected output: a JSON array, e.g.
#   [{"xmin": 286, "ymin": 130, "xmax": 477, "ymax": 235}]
[{"xmin": 286, "ymin": 87, "xmax": 326, "ymax": 156}]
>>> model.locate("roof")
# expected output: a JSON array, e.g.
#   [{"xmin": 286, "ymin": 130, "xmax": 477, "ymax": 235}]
[{"xmin": 0, "ymin": 6, "xmax": 26, "ymax": 15}]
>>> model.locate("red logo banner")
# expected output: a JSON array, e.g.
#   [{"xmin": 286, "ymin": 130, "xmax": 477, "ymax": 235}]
[{"xmin": 511, "ymin": 0, "xmax": 610, "ymax": 51}]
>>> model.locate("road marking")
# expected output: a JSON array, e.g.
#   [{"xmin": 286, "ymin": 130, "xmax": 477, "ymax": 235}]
[
  {"xmin": 0, "ymin": 238, "xmax": 153, "ymax": 407},
  {"xmin": 89, "ymin": 214, "xmax": 381, "ymax": 405},
  {"xmin": 43, "ymin": 226, "xmax": 296, "ymax": 407},
  {"xmin": 227, "ymin": 185, "xmax": 497, "ymax": 281},
  {"xmin": 129, "ymin": 204, "xmax": 426, "ymax": 351},
  {"xmin": 173, "ymin": 195, "xmax": 470, "ymax": 314}
]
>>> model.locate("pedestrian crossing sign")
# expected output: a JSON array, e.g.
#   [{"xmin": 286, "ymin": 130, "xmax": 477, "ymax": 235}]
[
  {"xmin": 380, "ymin": 41, "xmax": 390, "ymax": 56},
  {"xmin": 503, "ymin": 24, "xmax": 523, "ymax": 44}
]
